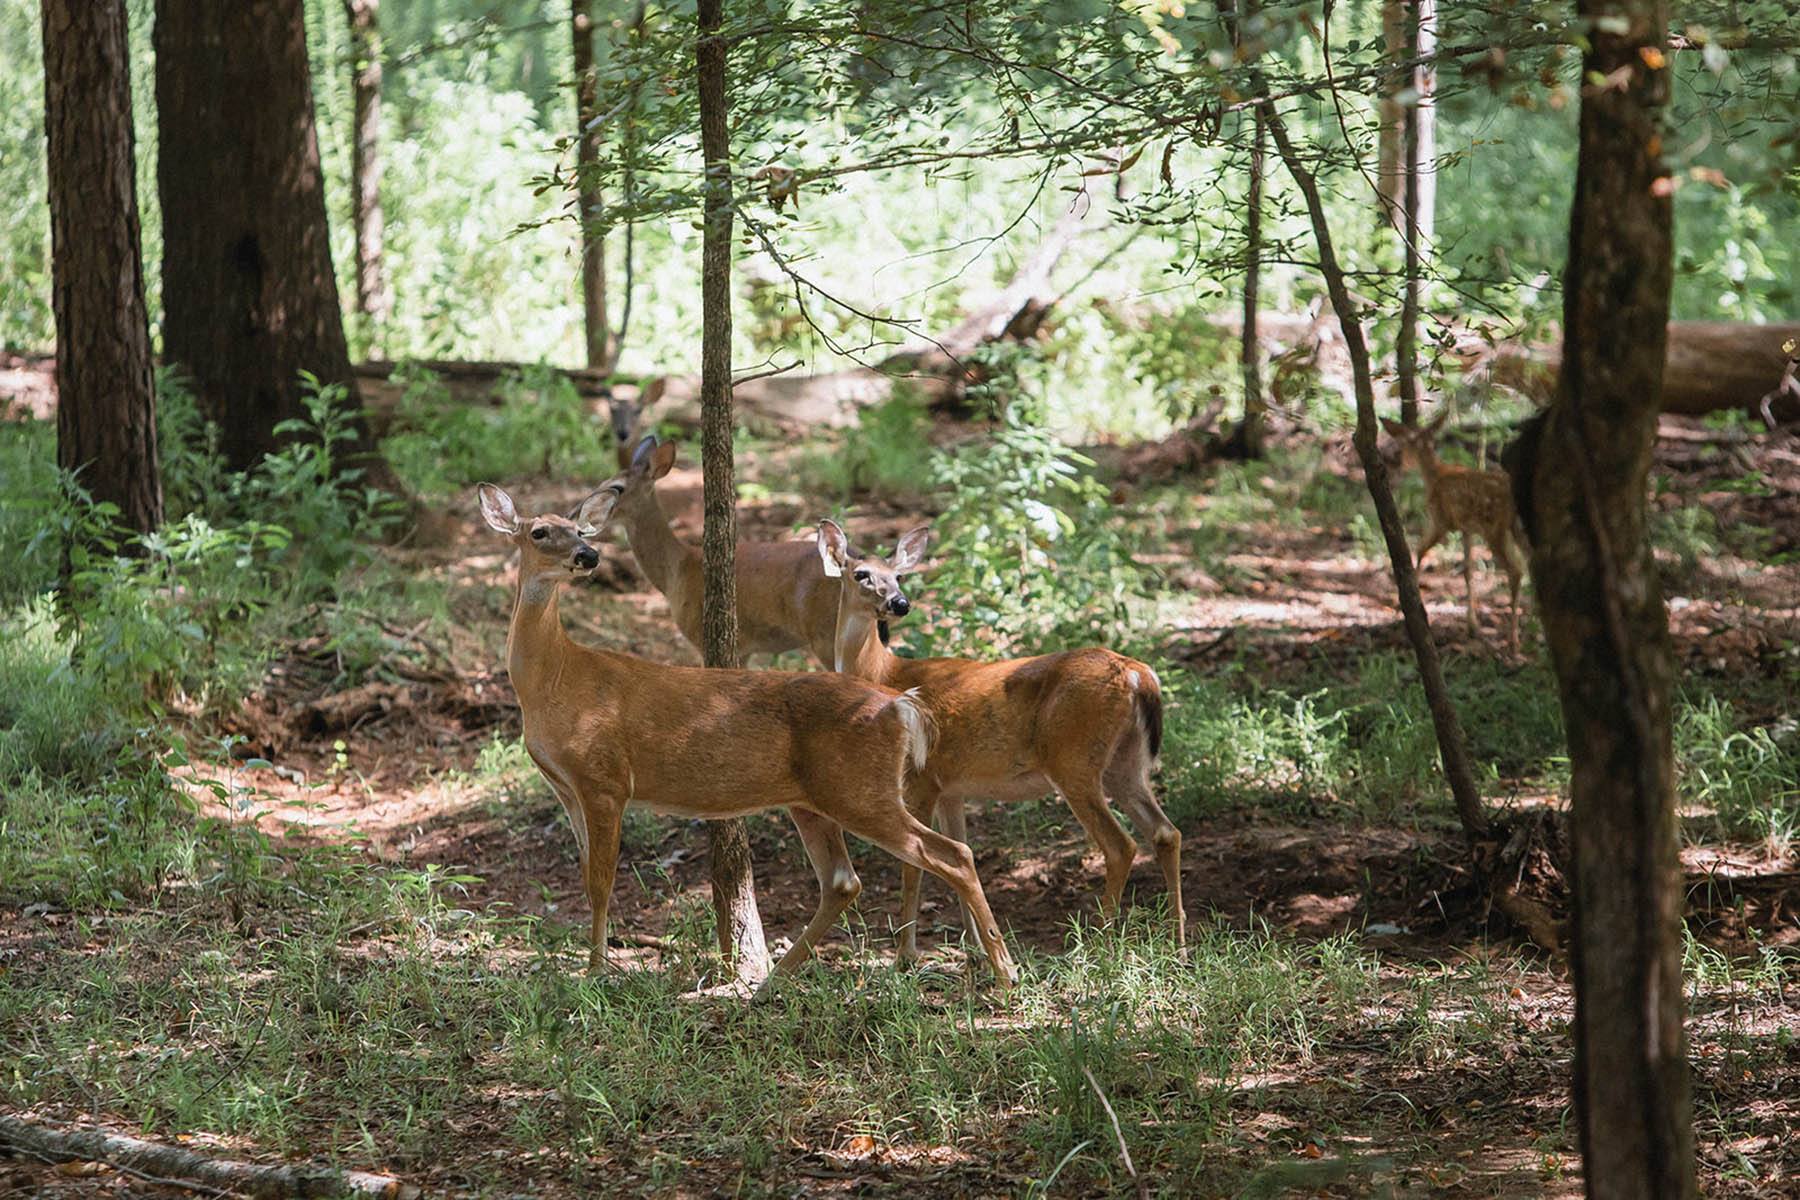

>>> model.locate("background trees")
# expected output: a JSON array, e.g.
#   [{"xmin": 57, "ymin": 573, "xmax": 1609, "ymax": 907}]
[{"xmin": 39, "ymin": 0, "xmax": 159, "ymax": 534}]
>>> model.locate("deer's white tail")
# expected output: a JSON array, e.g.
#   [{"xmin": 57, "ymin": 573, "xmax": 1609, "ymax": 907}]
[{"xmin": 889, "ymin": 688, "xmax": 935, "ymax": 774}]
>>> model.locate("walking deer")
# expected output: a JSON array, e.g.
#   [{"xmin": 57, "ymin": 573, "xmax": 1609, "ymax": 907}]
[
  {"xmin": 814, "ymin": 519, "xmax": 1184, "ymax": 960},
  {"xmin": 1381, "ymin": 413, "xmax": 1528, "ymax": 652},
  {"xmin": 605, "ymin": 436, "xmax": 846, "ymax": 665},
  {"xmin": 476, "ymin": 484, "xmax": 1018, "ymax": 987}
]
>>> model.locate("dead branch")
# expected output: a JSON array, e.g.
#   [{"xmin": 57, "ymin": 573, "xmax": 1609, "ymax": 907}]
[{"xmin": 0, "ymin": 1115, "xmax": 419, "ymax": 1198}]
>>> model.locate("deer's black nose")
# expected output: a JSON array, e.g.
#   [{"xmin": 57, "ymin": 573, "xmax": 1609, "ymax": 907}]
[
  {"xmin": 574, "ymin": 546, "xmax": 600, "ymax": 570},
  {"xmin": 889, "ymin": 595, "xmax": 910, "ymax": 617}
]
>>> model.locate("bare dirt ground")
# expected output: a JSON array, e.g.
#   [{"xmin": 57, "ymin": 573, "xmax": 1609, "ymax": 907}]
[{"xmin": 5, "ymin": 416, "xmax": 1798, "ymax": 1198}]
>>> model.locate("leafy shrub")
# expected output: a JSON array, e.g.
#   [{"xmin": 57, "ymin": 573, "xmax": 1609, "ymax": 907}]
[
  {"xmin": 917, "ymin": 396, "xmax": 1148, "ymax": 656},
  {"xmin": 0, "ymin": 417, "xmax": 61, "ymax": 607},
  {"xmin": 797, "ymin": 391, "xmax": 936, "ymax": 502}
]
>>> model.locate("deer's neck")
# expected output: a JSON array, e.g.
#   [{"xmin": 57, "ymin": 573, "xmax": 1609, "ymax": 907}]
[
  {"xmin": 1414, "ymin": 446, "xmax": 1446, "ymax": 486},
  {"xmin": 506, "ymin": 567, "xmax": 573, "ymax": 704},
  {"xmin": 618, "ymin": 491, "xmax": 698, "ymax": 599},
  {"xmin": 831, "ymin": 592, "xmax": 902, "ymax": 687}
]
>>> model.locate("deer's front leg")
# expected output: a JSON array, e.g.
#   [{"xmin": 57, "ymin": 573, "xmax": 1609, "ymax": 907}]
[{"xmin": 577, "ymin": 799, "xmax": 624, "ymax": 974}]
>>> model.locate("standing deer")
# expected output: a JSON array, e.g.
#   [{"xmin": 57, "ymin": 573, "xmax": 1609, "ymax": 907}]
[
  {"xmin": 814, "ymin": 519, "xmax": 1184, "ymax": 960},
  {"xmin": 476, "ymin": 484, "xmax": 1018, "ymax": 987},
  {"xmin": 1381, "ymin": 412, "xmax": 1528, "ymax": 652},
  {"xmin": 606, "ymin": 435, "xmax": 846, "ymax": 665}
]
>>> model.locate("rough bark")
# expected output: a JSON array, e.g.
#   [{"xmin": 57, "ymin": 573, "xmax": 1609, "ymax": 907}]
[
  {"xmin": 696, "ymin": 0, "xmax": 770, "ymax": 984},
  {"xmin": 154, "ymin": 0, "xmax": 388, "ymax": 481},
  {"xmin": 1470, "ymin": 321, "xmax": 1800, "ymax": 421},
  {"xmin": 1265, "ymin": 109, "xmax": 1489, "ymax": 840},
  {"xmin": 0, "ymin": 1114, "xmax": 418, "ymax": 1198},
  {"xmin": 41, "ymin": 0, "xmax": 161, "ymax": 535},
  {"xmin": 1505, "ymin": 2, "xmax": 1694, "ymax": 1194},
  {"xmin": 343, "ymin": 0, "xmax": 389, "ymax": 342},
  {"xmin": 573, "ymin": 0, "xmax": 612, "ymax": 370}
]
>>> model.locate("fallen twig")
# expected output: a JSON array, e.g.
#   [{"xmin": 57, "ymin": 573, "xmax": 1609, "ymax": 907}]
[
  {"xmin": 0, "ymin": 1115, "xmax": 419, "ymax": 1198},
  {"xmin": 1081, "ymin": 1066, "xmax": 1148, "ymax": 1200}
]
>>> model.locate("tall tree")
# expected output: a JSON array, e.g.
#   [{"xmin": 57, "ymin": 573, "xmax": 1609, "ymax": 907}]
[
  {"xmin": 1393, "ymin": 0, "xmax": 1433, "ymax": 426},
  {"xmin": 41, "ymin": 0, "xmax": 161, "ymax": 534},
  {"xmin": 154, "ymin": 0, "xmax": 384, "ymax": 477},
  {"xmin": 1217, "ymin": 0, "xmax": 1266, "ymax": 458},
  {"xmin": 573, "ymin": 0, "xmax": 613, "ymax": 371},
  {"xmin": 1506, "ymin": 1, "xmax": 1694, "ymax": 1194},
  {"xmin": 343, "ymin": 0, "xmax": 390, "ymax": 344},
  {"xmin": 696, "ymin": 0, "xmax": 770, "ymax": 984},
  {"xmin": 1376, "ymin": 0, "xmax": 1436, "ymax": 247}
]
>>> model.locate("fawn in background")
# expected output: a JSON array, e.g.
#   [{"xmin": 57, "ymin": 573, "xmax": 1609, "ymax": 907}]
[{"xmin": 1381, "ymin": 411, "xmax": 1529, "ymax": 652}]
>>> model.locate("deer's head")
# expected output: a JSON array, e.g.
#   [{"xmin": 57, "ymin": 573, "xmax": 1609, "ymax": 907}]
[
  {"xmin": 604, "ymin": 434, "xmax": 679, "ymax": 514},
  {"xmin": 1379, "ymin": 409, "xmax": 1450, "ymax": 471},
  {"xmin": 816, "ymin": 519, "xmax": 930, "ymax": 622},
  {"xmin": 477, "ymin": 483, "xmax": 617, "ymax": 584}
]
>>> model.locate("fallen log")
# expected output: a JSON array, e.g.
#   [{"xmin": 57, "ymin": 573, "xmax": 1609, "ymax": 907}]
[
  {"xmin": 1463, "ymin": 321, "xmax": 1800, "ymax": 419},
  {"xmin": 0, "ymin": 1114, "xmax": 419, "ymax": 1198}
]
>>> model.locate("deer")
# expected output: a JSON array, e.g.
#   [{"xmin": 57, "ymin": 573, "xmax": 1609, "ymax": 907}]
[
  {"xmin": 604, "ymin": 435, "xmax": 847, "ymax": 666},
  {"xmin": 813, "ymin": 519, "xmax": 1184, "ymax": 962},
  {"xmin": 475, "ymin": 483, "xmax": 1019, "ymax": 989},
  {"xmin": 1381, "ymin": 412, "xmax": 1528, "ymax": 653}
]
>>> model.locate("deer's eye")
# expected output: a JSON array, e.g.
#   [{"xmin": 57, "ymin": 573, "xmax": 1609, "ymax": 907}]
[
  {"xmin": 853, "ymin": 569, "xmax": 871, "ymax": 583},
  {"xmin": 531, "ymin": 527, "xmax": 548, "ymax": 540}
]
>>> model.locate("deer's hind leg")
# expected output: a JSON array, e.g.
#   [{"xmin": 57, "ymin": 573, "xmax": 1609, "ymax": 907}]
[
  {"xmin": 770, "ymin": 808, "xmax": 862, "ymax": 979},
  {"xmin": 1105, "ymin": 740, "xmax": 1184, "ymax": 949}
]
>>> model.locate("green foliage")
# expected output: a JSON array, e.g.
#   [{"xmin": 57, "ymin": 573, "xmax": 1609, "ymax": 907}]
[
  {"xmin": 0, "ymin": 417, "xmax": 61, "ymax": 606},
  {"xmin": 1676, "ymin": 694, "xmax": 1800, "ymax": 847},
  {"xmin": 917, "ymin": 393, "xmax": 1148, "ymax": 656},
  {"xmin": 796, "ymin": 391, "xmax": 936, "ymax": 502},
  {"xmin": 383, "ymin": 365, "xmax": 618, "ymax": 497}
]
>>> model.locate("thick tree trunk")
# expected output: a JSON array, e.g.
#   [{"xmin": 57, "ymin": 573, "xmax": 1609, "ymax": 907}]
[
  {"xmin": 1506, "ymin": 2, "xmax": 1694, "ymax": 1195},
  {"xmin": 154, "ymin": 0, "xmax": 386, "ymax": 480},
  {"xmin": 41, "ymin": 0, "xmax": 161, "ymax": 536},
  {"xmin": 1266, "ymin": 109, "xmax": 1489, "ymax": 841},
  {"xmin": 696, "ymin": 0, "xmax": 770, "ymax": 984},
  {"xmin": 343, "ymin": 0, "xmax": 389, "ymax": 344},
  {"xmin": 573, "ymin": 0, "xmax": 612, "ymax": 370}
]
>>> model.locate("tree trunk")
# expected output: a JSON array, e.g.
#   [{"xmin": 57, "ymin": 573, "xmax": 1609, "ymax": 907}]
[
  {"xmin": 1505, "ymin": 2, "xmax": 1694, "ymax": 1195},
  {"xmin": 343, "ymin": 0, "xmax": 389, "ymax": 346},
  {"xmin": 41, "ymin": 0, "xmax": 161, "ymax": 537},
  {"xmin": 1378, "ymin": 0, "xmax": 1435, "ymax": 245},
  {"xmin": 1394, "ymin": 0, "xmax": 1433, "ymax": 426},
  {"xmin": 1214, "ymin": 0, "xmax": 1265, "ymax": 459},
  {"xmin": 573, "ymin": 0, "xmax": 612, "ymax": 371},
  {"xmin": 696, "ymin": 0, "xmax": 770, "ymax": 985},
  {"xmin": 154, "ymin": 0, "xmax": 387, "ymax": 479},
  {"xmin": 1265, "ymin": 109, "xmax": 1489, "ymax": 841}
]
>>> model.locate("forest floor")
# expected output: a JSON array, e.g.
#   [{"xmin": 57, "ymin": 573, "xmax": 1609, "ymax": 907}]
[{"xmin": 3, "ymin": 410, "xmax": 1798, "ymax": 1198}]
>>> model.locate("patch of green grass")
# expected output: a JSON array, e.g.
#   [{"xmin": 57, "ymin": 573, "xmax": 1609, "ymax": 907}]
[
  {"xmin": 0, "ymin": 418, "xmax": 60, "ymax": 607},
  {"xmin": 1675, "ymin": 693, "xmax": 1800, "ymax": 847}
]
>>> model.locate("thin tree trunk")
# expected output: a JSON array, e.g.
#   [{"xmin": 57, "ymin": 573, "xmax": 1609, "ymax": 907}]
[
  {"xmin": 1394, "ymin": 0, "xmax": 1430, "ymax": 426},
  {"xmin": 343, "ymin": 0, "xmax": 389, "ymax": 345},
  {"xmin": 1378, "ymin": 0, "xmax": 1436, "ymax": 246},
  {"xmin": 1265, "ymin": 108, "xmax": 1489, "ymax": 840},
  {"xmin": 41, "ymin": 0, "xmax": 161, "ymax": 535},
  {"xmin": 573, "ymin": 0, "xmax": 611, "ymax": 371},
  {"xmin": 696, "ymin": 0, "xmax": 769, "ymax": 984},
  {"xmin": 1217, "ymin": 0, "xmax": 1265, "ymax": 458},
  {"xmin": 1506, "ymin": 2, "xmax": 1693, "ymax": 1193},
  {"xmin": 154, "ymin": 0, "xmax": 390, "ymax": 484}
]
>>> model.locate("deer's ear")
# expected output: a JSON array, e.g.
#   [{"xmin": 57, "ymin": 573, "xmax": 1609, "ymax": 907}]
[
  {"xmin": 570, "ymin": 487, "xmax": 619, "ymax": 535},
  {"xmin": 650, "ymin": 440, "xmax": 677, "ymax": 479},
  {"xmin": 477, "ymin": 484, "xmax": 519, "ymax": 534},
  {"xmin": 630, "ymin": 435, "xmax": 659, "ymax": 471},
  {"xmin": 1379, "ymin": 417, "xmax": 1404, "ymax": 438},
  {"xmin": 816, "ymin": 519, "xmax": 850, "ymax": 578},
  {"xmin": 892, "ymin": 526, "xmax": 931, "ymax": 573}
]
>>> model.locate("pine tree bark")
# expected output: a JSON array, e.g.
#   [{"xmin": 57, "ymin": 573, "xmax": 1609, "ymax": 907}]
[
  {"xmin": 154, "ymin": 0, "xmax": 387, "ymax": 479},
  {"xmin": 1506, "ymin": 2, "xmax": 1694, "ymax": 1194},
  {"xmin": 696, "ymin": 0, "xmax": 770, "ymax": 984},
  {"xmin": 41, "ymin": 0, "xmax": 161, "ymax": 535},
  {"xmin": 343, "ymin": 0, "xmax": 389, "ymax": 344},
  {"xmin": 573, "ymin": 0, "xmax": 612, "ymax": 371}
]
